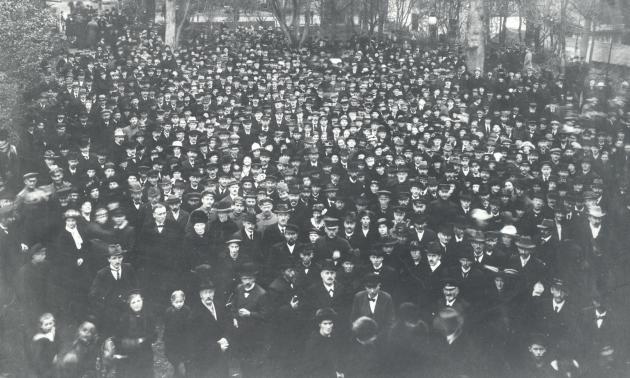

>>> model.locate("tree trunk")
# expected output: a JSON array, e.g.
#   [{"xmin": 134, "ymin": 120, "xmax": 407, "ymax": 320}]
[
  {"xmin": 165, "ymin": 0, "xmax": 177, "ymax": 47},
  {"xmin": 580, "ymin": 17, "xmax": 592, "ymax": 60},
  {"xmin": 466, "ymin": 0, "xmax": 486, "ymax": 72}
]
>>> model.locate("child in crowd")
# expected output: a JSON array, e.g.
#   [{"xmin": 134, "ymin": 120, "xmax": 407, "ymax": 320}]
[{"xmin": 164, "ymin": 290, "xmax": 191, "ymax": 378}]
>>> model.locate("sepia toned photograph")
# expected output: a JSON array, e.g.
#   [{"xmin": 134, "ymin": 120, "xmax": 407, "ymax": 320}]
[{"xmin": 1, "ymin": 0, "xmax": 630, "ymax": 376}]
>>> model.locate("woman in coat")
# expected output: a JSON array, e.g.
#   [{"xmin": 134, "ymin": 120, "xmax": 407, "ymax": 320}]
[
  {"xmin": 302, "ymin": 308, "xmax": 344, "ymax": 378},
  {"xmin": 115, "ymin": 291, "xmax": 157, "ymax": 378}
]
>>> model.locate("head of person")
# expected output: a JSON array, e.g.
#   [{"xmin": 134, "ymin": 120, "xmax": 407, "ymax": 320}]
[
  {"xmin": 363, "ymin": 273, "xmax": 381, "ymax": 298},
  {"xmin": 76, "ymin": 321, "xmax": 97, "ymax": 345},
  {"xmin": 128, "ymin": 291, "xmax": 143, "ymax": 313},
  {"xmin": 284, "ymin": 224, "xmax": 299, "ymax": 245},
  {"xmin": 199, "ymin": 281, "xmax": 216, "ymax": 306},
  {"xmin": 171, "ymin": 290, "xmax": 186, "ymax": 310},
  {"xmin": 315, "ymin": 308, "xmax": 337, "ymax": 337},
  {"xmin": 153, "ymin": 204, "xmax": 167, "ymax": 224},
  {"xmin": 239, "ymin": 263, "xmax": 257, "ymax": 290},
  {"xmin": 38, "ymin": 313, "xmax": 55, "ymax": 333},
  {"xmin": 528, "ymin": 335, "xmax": 548, "ymax": 362},
  {"xmin": 320, "ymin": 260, "xmax": 336, "ymax": 285}
]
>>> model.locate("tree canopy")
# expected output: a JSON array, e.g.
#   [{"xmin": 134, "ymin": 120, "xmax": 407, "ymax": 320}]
[{"xmin": 0, "ymin": 0, "xmax": 65, "ymax": 137}]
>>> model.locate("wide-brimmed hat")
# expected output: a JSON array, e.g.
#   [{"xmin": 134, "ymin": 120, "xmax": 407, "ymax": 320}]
[
  {"xmin": 107, "ymin": 243, "xmax": 127, "ymax": 256},
  {"xmin": 515, "ymin": 236, "xmax": 536, "ymax": 249}
]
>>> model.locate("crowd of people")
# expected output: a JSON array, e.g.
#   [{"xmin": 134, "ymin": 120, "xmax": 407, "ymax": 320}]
[{"xmin": 2, "ymin": 6, "xmax": 630, "ymax": 378}]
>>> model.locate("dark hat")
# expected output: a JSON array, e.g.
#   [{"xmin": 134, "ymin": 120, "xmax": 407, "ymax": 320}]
[
  {"xmin": 214, "ymin": 201, "xmax": 232, "ymax": 213},
  {"xmin": 537, "ymin": 219, "xmax": 555, "ymax": 230},
  {"xmin": 376, "ymin": 190, "xmax": 391, "ymax": 197},
  {"xmin": 242, "ymin": 213, "xmax": 257, "ymax": 224},
  {"xmin": 425, "ymin": 241, "xmax": 443, "ymax": 256},
  {"xmin": 529, "ymin": 332, "xmax": 548, "ymax": 347},
  {"xmin": 198, "ymin": 280, "xmax": 216, "ymax": 291},
  {"xmin": 323, "ymin": 183, "xmax": 338, "ymax": 193},
  {"xmin": 165, "ymin": 194, "xmax": 181, "ymax": 204},
  {"xmin": 412, "ymin": 213, "xmax": 428, "ymax": 225},
  {"xmin": 442, "ymin": 277, "xmax": 460, "ymax": 289},
  {"xmin": 380, "ymin": 236, "xmax": 398, "ymax": 247},
  {"xmin": 550, "ymin": 277, "xmax": 567, "ymax": 291},
  {"xmin": 107, "ymin": 243, "xmax": 127, "ymax": 256},
  {"xmin": 368, "ymin": 248, "xmax": 384, "ymax": 257},
  {"xmin": 320, "ymin": 259, "xmax": 337, "ymax": 272},
  {"xmin": 190, "ymin": 211, "xmax": 208, "ymax": 224},
  {"xmin": 285, "ymin": 223, "xmax": 299, "ymax": 233},
  {"xmin": 28, "ymin": 243, "xmax": 47, "ymax": 257},
  {"xmin": 363, "ymin": 273, "xmax": 381, "ymax": 287},
  {"xmin": 515, "ymin": 236, "xmax": 536, "ymax": 249},
  {"xmin": 324, "ymin": 217, "xmax": 339, "ymax": 228},
  {"xmin": 23, "ymin": 172, "xmax": 39, "ymax": 180},
  {"xmin": 315, "ymin": 307, "xmax": 337, "ymax": 324},
  {"xmin": 110, "ymin": 207, "xmax": 126, "ymax": 218},
  {"xmin": 274, "ymin": 203, "xmax": 291, "ymax": 213},
  {"xmin": 237, "ymin": 262, "xmax": 258, "ymax": 277}
]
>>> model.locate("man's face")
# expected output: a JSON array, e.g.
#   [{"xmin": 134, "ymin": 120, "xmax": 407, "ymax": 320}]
[
  {"xmin": 284, "ymin": 230, "xmax": 298, "ymax": 245},
  {"xmin": 108, "ymin": 254, "xmax": 123, "ymax": 270},
  {"xmin": 427, "ymin": 253, "xmax": 441, "ymax": 266},
  {"xmin": 443, "ymin": 286, "xmax": 459, "ymax": 301},
  {"xmin": 321, "ymin": 269, "xmax": 336, "ymax": 285},
  {"xmin": 459, "ymin": 258, "xmax": 472, "ymax": 269},
  {"xmin": 518, "ymin": 247, "xmax": 531, "ymax": 258},
  {"xmin": 529, "ymin": 344, "xmax": 546, "ymax": 360},
  {"xmin": 325, "ymin": 226, "xmax": 338, "ymax": 238},
  {"xmin": 25, "ymin": 177, "xmax": 38, "ymax": 189},
  {"xmin": 153, "ymin": 207, "xmax": 167, "ymax": 224},
  {"xmin": 550, "ymin": 286, "xmax": 566, "ymax": 301},
  {"xmin": 278, "ymin": 212, "xmax": 290, "ymax": 225},
  {"xmin": 200, "ymin": 288, "xmax": 215, "ymax": 306},
  {"xmin": 240, "ymin": 275, "xmax": 256, "ymax": 289},
  {"xmin": 370, "ymin": 255, "xmax": 383, "ymax": 267},
  {"xmin": 366, "ymin": 284, "xmax": 380, "ymax": 298},
  {"xmin": 588, "ymin": 215, "xmax": 603, "ymax": 227}
]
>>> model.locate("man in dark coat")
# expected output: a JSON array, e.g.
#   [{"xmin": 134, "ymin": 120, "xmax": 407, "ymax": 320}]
[
  {"xmin": 265, "ymin": 223, "xmax": 303, "ymax": 283},
  {"xmin": 166, "ymin": 195, "xmax": 190, "ymax": 232},
  {"xmin": 135, "ymin": 203, "xmax": 181, "ymax": 310},
  {"xmin": 15, "ymin": 243, "xmax": 51, "ymax": 323},
  {"xmin": 428, "ymin": 306, "xmax": 484, "ymax": 377},
  {"xmin": 266, "ymin": 264, "xmax": 304, "ymax": 376},
  {"xmin": 233, "ymin": 213, "xmax": 264, "ymax": 263},
  {"xmin": 529, "ymin": 278, "xmax": 579, "ymax": 356},
  {"xmin": 313, "ymin": 217, "xmax": 352, "ymax": 263},
  {"xmin": 507, "ymin": 236, "xmax": 548, "ymax": 291},
  {"xmin": 229, "ymin": 262, "xmax": 271, "ymax": 378},
  {"xmin": 304, "ymin": 259, "xmax": 350, "ymax": 321},
  {"xmin": 89, "ymin": 244, "xmax": 138, "ymax": 337},
  {"xmin": 188, "ymin": 280, "xmax": 231, "ymax": 378},
  {"xmin": 261, "ymin": 203, "xmax": 292, "ymax": 255},
  {"xmin": 350, "ymin": 273, "xmax": 396, "ymax": 334}
]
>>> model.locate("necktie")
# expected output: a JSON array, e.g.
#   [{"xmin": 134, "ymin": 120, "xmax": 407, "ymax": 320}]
[
  {"xmin": 554, "ymin": 305, "xmax": 560, "ymax": 313},
  {"xmin": 280, "ymin": 227, "xmax": 285, "ymax": 235},
  {"xmin": 209, "ymin": 302, "xmax": 217, "ymax": 320},
  {"xmin": 328, "ymin": 289, "xmax": 334, "ymax": 298},
  {"xmin": 369, "ymin": 297, "xmax": 376, "ymax": 302}
]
